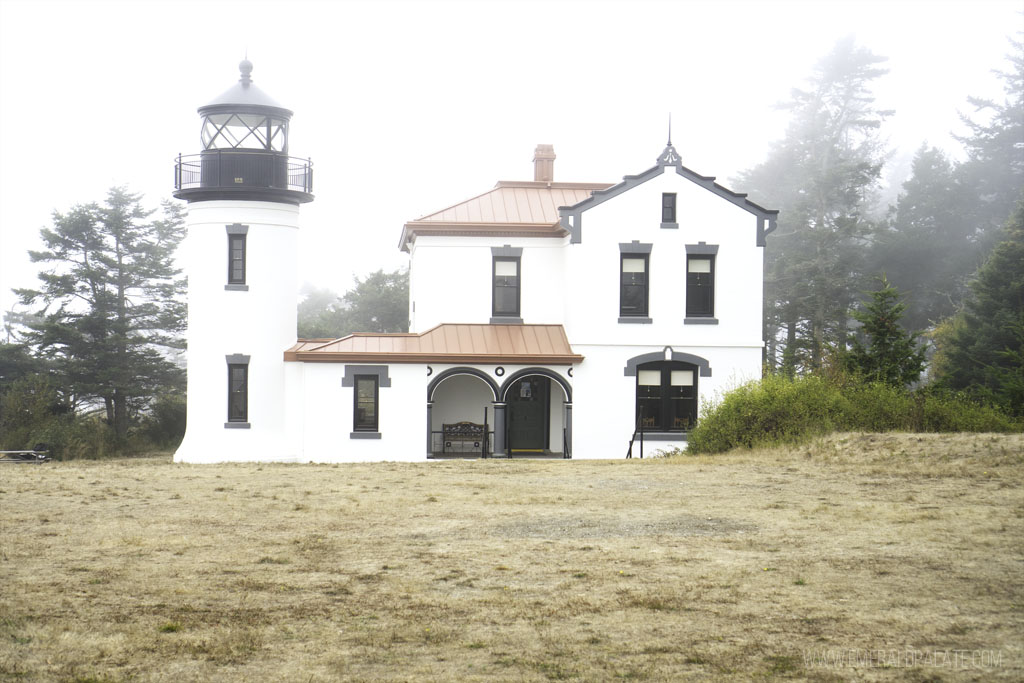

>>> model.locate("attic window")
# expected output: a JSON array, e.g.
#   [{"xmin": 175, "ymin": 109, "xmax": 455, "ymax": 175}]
[{"xmin": 661, "ymin": 193, "xmax": 677, "ymax": 226}]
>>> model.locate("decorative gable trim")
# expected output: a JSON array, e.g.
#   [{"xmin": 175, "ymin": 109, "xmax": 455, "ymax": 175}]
[{"xmin": 560, "ymin": 148, "xmax": 779, "ymax": 247}]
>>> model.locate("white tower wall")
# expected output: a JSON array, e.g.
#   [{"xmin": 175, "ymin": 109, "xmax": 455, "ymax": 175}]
[{"xmin": 173, "ymin": 200, "xmax": 301, "ymax": 463}]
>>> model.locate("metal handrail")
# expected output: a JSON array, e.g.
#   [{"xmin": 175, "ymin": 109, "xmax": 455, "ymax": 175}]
[
  {"xmin": 174, "ymin": 151, "xmax": 313, "ymax": 194},
  {"xmin": 626, "ymin": 415, "xmax": 644, "ymax": 459}
]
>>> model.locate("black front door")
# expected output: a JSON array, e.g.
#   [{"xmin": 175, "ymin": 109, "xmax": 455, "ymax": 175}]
[{"xmin": 507, "ymin": 377, "xmax": 549, "ymax": 452}]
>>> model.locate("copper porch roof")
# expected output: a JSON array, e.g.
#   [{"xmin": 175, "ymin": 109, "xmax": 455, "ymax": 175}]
[
  {"xmin": 284, "ymin": 324, "xmax": 583, "ymax": 365},
  {"xmin": 399, "ymin": 180, "xmax": 612, "ymax": 251}
]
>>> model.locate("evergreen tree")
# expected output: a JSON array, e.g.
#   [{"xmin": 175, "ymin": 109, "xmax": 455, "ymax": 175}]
[
  {"xmin": 932, "ymin": 203, "xmax": 1024, "ymax": 415},
  {"xmin": 15, "ymin": 188, "xmax": 186, "ymax": 440},
  {"xmin": 842, "ymin": 275, "xmax": 926, "ymax": 386},
  {"xmin": 297, "ymin": 268, "xmax": 409, "ymax": 339},
  {"xmin": 738, "ymin": 37, "xmax": 891, "ymax": 373},
  {"xmin": 874, "ymin": 146, "xmax": 978, "ymax": 331},
  {"xmin": 955, "ymin": 36, "xmax": 1024, "ymax": 239}
]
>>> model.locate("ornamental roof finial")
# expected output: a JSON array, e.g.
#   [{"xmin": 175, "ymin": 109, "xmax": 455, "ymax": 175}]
[{"xmin": 239, "ymin": 58, "xmax": 253, "ymax": 87}]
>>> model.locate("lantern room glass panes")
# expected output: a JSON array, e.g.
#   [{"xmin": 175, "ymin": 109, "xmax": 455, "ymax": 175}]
[{"xmin": 202, "ymin": 113, "xmax": 289, "ymax": 152}]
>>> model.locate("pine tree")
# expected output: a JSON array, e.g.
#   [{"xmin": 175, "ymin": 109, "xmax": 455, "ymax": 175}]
[
  {"xmin": 955, "ymin": 36, "xmax": 1024, "ymax": 239},
  {"xmin": 297, "ymin": 268, "xmax": 409, "ymax": 339},
  {"xmin": 738, "ymin": 37, "xmax": 891, "ymax": 373},
  {"xmin": 874, "ymin": 146, "xmax": 979, "ymax": 331},
  {"xmin": 932, "ymin": 202, "xmax": 1024, "ymax": 414},
  {"xmin": 16, "ymin": 188, "xmax": 186, "ymax": 440},
  {"xmin": 842, "ymin": 275, "xmax": 926, "ymax": 387}
]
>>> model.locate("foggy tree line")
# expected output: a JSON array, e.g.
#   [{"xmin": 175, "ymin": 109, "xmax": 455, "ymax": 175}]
[
  {"xmin": 737, "ymin": 36, "xmax": 1022, "ymax": 412},
  {"xmin": 1, "ymin": 35, "xmax": 1021, "ymax": 457}
]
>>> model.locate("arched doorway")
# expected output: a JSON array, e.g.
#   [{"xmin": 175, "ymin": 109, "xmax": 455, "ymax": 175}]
[{"xmin": 500, "ymin": 369, "xmax": 573, "ymax": 457}]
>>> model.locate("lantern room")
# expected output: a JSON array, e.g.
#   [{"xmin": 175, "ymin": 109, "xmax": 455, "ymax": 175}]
[{"xmin": 174, "ymin": 60, "xmax": 313, "ymax": 205}]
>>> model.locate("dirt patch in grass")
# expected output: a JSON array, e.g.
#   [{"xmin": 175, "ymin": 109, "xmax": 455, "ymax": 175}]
[{"xmin": 0, "ymin": 432, "xmax": 1021, "ymax": 681}]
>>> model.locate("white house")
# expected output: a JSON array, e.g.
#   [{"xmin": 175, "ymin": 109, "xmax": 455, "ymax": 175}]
[{"xmin": 173, "ymin": 63, "xmax": 777, "ymax": 464}]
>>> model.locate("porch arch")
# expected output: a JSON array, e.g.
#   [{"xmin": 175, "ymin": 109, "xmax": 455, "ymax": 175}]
[
  {"xmin": 499, "ymin": 368, "xmax": 573, "ymax": 458},
  {"xmin": 427, "ymin": 367, "xmax": 500, "ymax": 402},
  {"xmin": 498, "ymin": 367, "xmax": 572, "ymax": 403}
]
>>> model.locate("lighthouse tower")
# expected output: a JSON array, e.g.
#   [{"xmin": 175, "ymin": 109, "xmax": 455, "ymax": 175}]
[{"xmin": 173, "ymin": 60, "xmax": 313, "ymax": 463}]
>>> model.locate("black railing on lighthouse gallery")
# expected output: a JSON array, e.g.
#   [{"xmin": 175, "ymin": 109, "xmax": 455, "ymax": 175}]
[{"xmin": 175, "ymin": 151, "xmax": 313, "ymax": 195}]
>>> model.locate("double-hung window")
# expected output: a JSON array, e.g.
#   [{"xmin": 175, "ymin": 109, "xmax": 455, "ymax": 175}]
[
  {"xmin": 492, "ymin": 257, "xmax": 520, "ymax": 318},
  {"xmin": 344, "ymin": 365, "xmax": 389, "ymax": 439},
  {"xmin": 686, "ymin": 255, "xmax": 715, "ymax": 319},
  {"xmin": 353, "ymin": 375, "xmax": 379, "ymax": 433},
  {"xmin": 225, "ymin": 224, "xmax": 249, "ymax": 291},
  {"xmin": 620, "ymin": 255, "xmax": 649, "ymax": 317},
  {"xmin": 225, "ymin": 354, "xmax": 250, "ymax": 428},
  {"xmin": 636, "ymin": 361, "xmax": 697, "ymax": 432},
  {"xmin": 662, "ymin": 193, "xmax": 677, "ymax": 224},
  {"xmin": 619, "ymin": 241, "xmax": 653, "ymax": 322}
]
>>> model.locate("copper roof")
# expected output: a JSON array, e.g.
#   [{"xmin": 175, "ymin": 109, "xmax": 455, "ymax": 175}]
[
  {"xmin": 399, "ymin": 180, "xmax": 612, "ymax": 251},
  {"xmin": 284, "ymin": 324, "xmax": 583, "ymax": 365}
]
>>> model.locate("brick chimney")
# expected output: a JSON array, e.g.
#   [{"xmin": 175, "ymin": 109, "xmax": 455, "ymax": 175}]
[{"xmin": 533, "ymin": 144, "xmax": 555, "ymax": 182}]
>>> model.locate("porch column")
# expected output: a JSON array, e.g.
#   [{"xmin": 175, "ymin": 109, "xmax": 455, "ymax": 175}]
[
  {"xmin": 492, "ymin": 402, "xmax": 507, "ymax": 457},
  {"xmin": 564, "ymin": 402, "xmax": 573, "ymax": 458},
  {"xmin": 426, "ymin": 402, "xmax": 434, "ymax": 457}
]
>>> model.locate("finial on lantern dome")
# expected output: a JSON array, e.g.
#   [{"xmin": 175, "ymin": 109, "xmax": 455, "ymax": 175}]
[{"xmin": 239, "ymin": 59, "xmax": 253, "ymax": 86}]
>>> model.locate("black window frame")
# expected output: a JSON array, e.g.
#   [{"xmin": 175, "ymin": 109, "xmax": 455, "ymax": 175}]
[
  {"xmin": 662, "ymin": 193, "xmax": 677, "ymax": 223},
  {"xmin": 619, "ymin": 253, "xmax": 649, "ymax": 317},
  {"xmin": 492, "ymin": 256, "xmax": 521, "ymax": 318},
  {"xmin": 227, "ymin": 363, "xmax": 248, "ymax": 424},
  {"xmin": 228, "ymin": 233, "xmax": 246, "ymax": 285},
  {"xmin": 686, "ymin": 254, "xmax": 715, "ymax": 318},
  {"xmin": 635, "ymin": 361, "xmax": 698, "ymax": 433},
  {"xmin": 353, "ymin": 374, "xmax": 379, "ymax": 433}
]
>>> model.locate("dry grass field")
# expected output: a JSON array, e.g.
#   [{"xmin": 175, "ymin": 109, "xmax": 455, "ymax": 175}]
[{"xmin": 1, "ymin": 433, "xmax": 1021, "ymax": 682}]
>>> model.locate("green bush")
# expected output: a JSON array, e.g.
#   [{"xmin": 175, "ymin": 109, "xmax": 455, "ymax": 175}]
[
  {"xmin": 687, "ymin": 374, "xmax": 1022, "ymax": 454},
  {"xmin": 687, "ymin": 374, "xmax": 849, "ymax": 453},
  {"xmin": 141, "ymin": 393, "xmax": 186, "ymax": 448},
  {"xmin": 0, "ymin": 375, "xmax": 148, "ymax": 459}
]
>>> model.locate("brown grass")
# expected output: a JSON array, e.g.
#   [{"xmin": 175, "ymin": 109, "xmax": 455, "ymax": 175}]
[{"xmin": 1, "ymin": 432, "xmax": 1021, "ymax": 681}]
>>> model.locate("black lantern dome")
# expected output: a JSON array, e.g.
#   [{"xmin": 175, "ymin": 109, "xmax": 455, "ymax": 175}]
[{"xmin": 174, "ymin": 60, "xmax": 313, "ymax": 205}]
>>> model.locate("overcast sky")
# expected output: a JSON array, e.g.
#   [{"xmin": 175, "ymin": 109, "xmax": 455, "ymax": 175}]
[{"xmin": 1, "ymin": 0, "xmax": 1021, "ymax": 321}]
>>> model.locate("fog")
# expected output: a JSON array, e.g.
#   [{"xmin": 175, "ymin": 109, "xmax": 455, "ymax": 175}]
[{"xmin": 1, "ymin": 0, "xmax": 1020, "ymax": 318}]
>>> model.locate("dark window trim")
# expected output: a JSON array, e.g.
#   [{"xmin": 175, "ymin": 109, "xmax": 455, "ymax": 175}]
[
  {"xmin": 352, "ymin": 374, "xmax": 379, "ymax": 435},
  {"xmin": 343, "ymin": 365, "xmax": 390, "ymax": 439},
  {"xmin": 635, "ymin": 360, "xmax": 699, "ymax": 433},
  {"xmin": 225, "ymin": 354, "xmax": 250, "ymax": 428},
  {"xmin": 619, "ymin": 243, "xmax": 650, "ymax": 319},
  {"xmin": 226, "ymin": 224, "xmax": 249, "ymax": 290},
  {"xmin": 685, "ymin": 244, "xmax": 717, "ymax": 319},
  {"xmin": 661, "ymin": 192, "xmax": 677, "ymax": 228},
  {"xmin": 492, "ymin": 255, "xmax": 521, "ymax": 319}
]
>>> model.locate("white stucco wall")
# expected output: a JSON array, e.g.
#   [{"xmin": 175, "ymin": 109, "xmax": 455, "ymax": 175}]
[
  {"xmin": 409, "ymin": 237, "xmax": 566, "ymax": 332},
  {"xmin": 174, "ymin": 200, "xmax": 302, "ymax": 463},
  {"xmin": 563, "ymin": 165, "xmax": 765, "ymax": 347},
  {"xmin": 292, "ymin": 362, "xmax": 572, "ymax": 462}
]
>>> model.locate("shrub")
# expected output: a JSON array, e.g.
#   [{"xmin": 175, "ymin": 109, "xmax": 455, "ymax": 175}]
[
  {"xmin": 687, "ymin": 374, "xmax": 1021, "ymax": 454},
  {"xmin": 141, "ymin": 393, "xmax": 186, "ymax": 448},
  {"xmin": 687, "ymin": 374, "xmax": 848, "ymax": 453}
]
